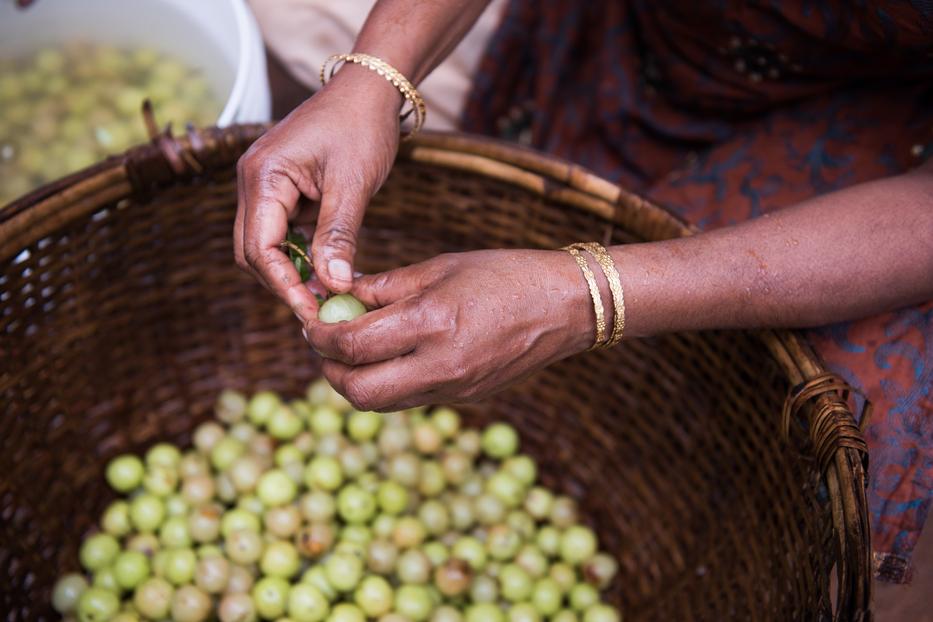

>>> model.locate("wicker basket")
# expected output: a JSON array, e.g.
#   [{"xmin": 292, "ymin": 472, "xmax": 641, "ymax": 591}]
[{"xmin": 0, "ymin": 126, "xmax": 871, "ymax": 620}]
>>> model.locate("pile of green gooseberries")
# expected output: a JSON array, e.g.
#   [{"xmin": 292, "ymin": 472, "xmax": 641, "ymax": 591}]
[
  {"xmin": 53, "ymin": 380, "xmax": 622, "ymax": 622},
  {"xmin": 0, "ymin": 42, "xmax": 221, "ymax": 205}
]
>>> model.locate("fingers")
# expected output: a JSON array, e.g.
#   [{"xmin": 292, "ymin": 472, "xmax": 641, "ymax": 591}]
[
  {"xmin": 350, "ymin": 260, "xmax": 445, "ymax": 308},
  {"xmin": 311, "ymin": 182, "xmax": 369, "ymax": 294},
  {"xmin": 322, "ymin": 357, "xmax": 435, "ymax": 412},
  {"xmin": 305, "ymin": 299, "xmax": 422, "ymax": 366},
  {"xmin": 237, "ymin": 151, "xmax": 321, "ymax": 323}
]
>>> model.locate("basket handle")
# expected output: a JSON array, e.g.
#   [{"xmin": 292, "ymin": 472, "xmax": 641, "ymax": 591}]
[
  {"xmin": 773, "ymin": 334, "xmax": 873, "ymax": 622},
  {"xmin": 121, "ymin": 102, "xmax": 268, "ymax": 196},
  {"xmin": 782, "ymin": 373, "xmax": 870, "ymax": 475}
]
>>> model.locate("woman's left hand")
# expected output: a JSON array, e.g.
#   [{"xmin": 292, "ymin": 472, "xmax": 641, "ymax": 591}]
[{"xmin": 303, "ymin": 249, "xmax": 595, "ymax": 411}]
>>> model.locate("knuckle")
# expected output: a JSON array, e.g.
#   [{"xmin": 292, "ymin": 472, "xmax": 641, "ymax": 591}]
[
  {"xmin": 243, "ymin": 241, "xmax": 262, "ymax": 268},
  {"xmin": 334, "ymin": 331, "xmax": 360, "ymax": 364},
  {"xmin": 444, "ymin": 353, "xmax": 470, "ymax": 383},
  {"xmin": 431, "ymin": 253, "xmax": 457, "ymax": 273},
  {"xmin": 320, "ymin": 222, "xmax": 358, "ymax": 254},
  {"xmin": 242, "ymin": 150, "xmax": 298, "ymax": 192},
  {"xmin": 237, "ymin": 147, "xmax": 262, "ymax": 174},
  {"xmin": 459, "ymin": 385, "xmax": 484, "ymax": 403},
  {"xmin": 411, "ymin": 299, "xmax": 434, "ymax": 328},
  {"xmin": 344, "ymin": 376, "xmax": 375, "ymax": 411},
  {"xmin": 423, "ymin": 301, "xmax": 456, "ymax": 334},
  {"xmin": 371, "ymin": 272, "xmax": 395, "ymax": 295}
]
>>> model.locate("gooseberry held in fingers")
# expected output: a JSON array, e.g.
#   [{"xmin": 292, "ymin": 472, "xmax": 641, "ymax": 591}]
[{"xmin": 281, "ymin": 229, "xmax": 368, "ymax": 324}]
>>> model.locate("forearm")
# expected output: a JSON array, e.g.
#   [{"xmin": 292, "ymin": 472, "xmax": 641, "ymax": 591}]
[
  {"xmin": 353, "ymin": 0, "xmax": 492, "ymax": 83},
  {"xmin": 609, "ymin": 168, "xmax": 933, "ymax": 337}
]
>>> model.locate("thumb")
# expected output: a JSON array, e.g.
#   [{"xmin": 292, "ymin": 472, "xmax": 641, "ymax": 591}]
[{"xmin": 311, "ymin": 183, "xmax": 369, "ymax": 293}]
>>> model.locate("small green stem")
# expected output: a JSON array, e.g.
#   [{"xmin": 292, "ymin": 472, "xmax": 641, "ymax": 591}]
[{"xmin": 280, "ymin": 240, "xmax": 313, "ymax": 270}]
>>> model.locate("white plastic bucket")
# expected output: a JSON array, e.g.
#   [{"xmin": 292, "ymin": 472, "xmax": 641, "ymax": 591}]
[{"xmin": 0, "ymin": 0, "xmax": 271, "ymax": 125}]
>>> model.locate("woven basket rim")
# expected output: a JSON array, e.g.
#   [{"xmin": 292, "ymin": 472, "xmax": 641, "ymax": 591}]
[{"xmin": 0, "ymin": 125, "xmax": 871, "ymax": 618}]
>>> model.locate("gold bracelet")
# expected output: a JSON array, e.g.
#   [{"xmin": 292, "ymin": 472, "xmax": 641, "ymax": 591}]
[
  {"xmin": 569, "ymin": 242, "xmax": 626, "ymax": 347},
  {"xmin": 320, "ymin": 53, "xmax": 426, "ymax": 139},
  {"xmin": 563, "ymin": 246, "xmax": 607, "ymax": 349}
]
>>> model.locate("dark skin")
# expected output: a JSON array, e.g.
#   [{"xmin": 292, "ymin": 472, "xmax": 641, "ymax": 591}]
[{"xmin": 237, "ymin": 0, "xmax": 933, "ymax": 411}]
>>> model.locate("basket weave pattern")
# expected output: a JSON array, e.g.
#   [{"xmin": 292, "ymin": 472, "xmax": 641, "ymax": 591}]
[{"xmin": 0, "ymin": 128, "xmax": 869, "ymax": 620}]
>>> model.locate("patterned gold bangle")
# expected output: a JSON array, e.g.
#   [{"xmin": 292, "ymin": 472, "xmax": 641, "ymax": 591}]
[
  {"xmin": 570, "ymin": 242, "xmax": 626, "ymax": 347},
  {"xmin": 563, "ymin": 246, "xmax": 607, "ymax": 349},
  {"xmin": 320, "ymin": 53, "xmax": 426, "ymax": 139}
]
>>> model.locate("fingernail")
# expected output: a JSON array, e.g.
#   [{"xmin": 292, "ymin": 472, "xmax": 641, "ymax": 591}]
[
  {"xmin": 301, "ymin": 327, "xmax": 309, "ymax": 341},
  {"xmin": 328, "ymin": 259, "xmax": 352, "ymax": 283}
]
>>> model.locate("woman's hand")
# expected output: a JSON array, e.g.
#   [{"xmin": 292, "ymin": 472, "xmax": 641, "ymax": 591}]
[
  {"xmin": 234, "ymin": 65, "xmax": 402, "ymax": 323},
  {"xmin": 303, "ymin": 250, "xmax": 596, "ymax": 411}
]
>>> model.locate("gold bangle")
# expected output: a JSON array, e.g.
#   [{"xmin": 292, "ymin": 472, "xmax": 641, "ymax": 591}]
[
  {"xmin": 563, "ymin": 246, "xmax": 607, "ymax": 349},
  {"xmin": 569, "ymin": 242, "xmax": 626, "ymax": 347},
  {"xmin": 320, "ymin": 53, "xmax": 426, "ymax": 139}
]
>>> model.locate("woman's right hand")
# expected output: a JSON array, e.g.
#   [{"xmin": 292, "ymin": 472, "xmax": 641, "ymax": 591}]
[{"xmin": 234, "ymin": 64, "xmax": 403, "ymax": 323}]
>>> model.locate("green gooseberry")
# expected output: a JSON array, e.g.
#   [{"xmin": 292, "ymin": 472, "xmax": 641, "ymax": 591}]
[
  {"xmin": 305, "ymin": 455, "xmax": 344, "ymax": 491},
  {"xmin": 560, "ymin": 526, "xmax": 597, "ymax": 566},
  {"xmin": 569, "ymin": 583, "xmax": 599, "ymax": 612},
  {"xmin": 159, "ymin": 515, "xmax": 192, "ymax": 549},
  {"xmin": 347, "ymin": 410, "xmax": 382, "ymax": 442},
  {"xmin": 267, "ymin": 405, "xmax": 304, "ymax": 440},
  {"xmin": 247, "ymin": 390, "xmax": 281, "ymax": 427},
  {"xmin": 52, "ymin": 573, "xmax": 88, "ymax": 614},
  {"xmin": 354, "ymin": 575, "xmax": 393, "ymax": 617},
  {"xmin": 487, "ymin": 471, "xmax": 525, "ymax": 508},
  {"xmin": 101, "ymin": 500, "xmax": 132, "ymax": 536},
  {"xmin": 508, "ymin": 603, "xmax": 542, "ymax": 622},
  {"xmin": 76, "ymin": 586, "xmax": 120, "ymax": 622},
  {"xmin": 308, "ymin": 405, "xmax": 344, "ymax": 436},
  {"xmin": 260, "ymin": 540, "xmax": 301, "ymax": 579},
  {"xmin": 337, "ymin": 484, "xmax": 377, "ymax": 524},
  {"xmin": 328, "ymin": 603, "xmax": 366, "ymax": 622},
  {"xmin": 465, "ymin": 602, "xmax": 505, "ymax": 622},
  {"xmin": 394, "ymin": 584, "xmax": 433, "ymax": 621},
  {"xmin": 531, "ymin": 578, "xmax": 564, "ymax": 616},
  {"xmin": 582, "ymin": 604, "xmax": 621, "ymax": 622},
  {"xmin": 430, "ymin": 407, "xmax": 461, "ymax": 438},
  {"xmin": 503, "ymin": 455, "xmax": 537, "ymax": 487},
  {"xmin": 211, "ymin": 436, "xmax": 246, "ymax": 471},
  {"xmin": 113, "ymin": 550, "xmax": 150, "ymax": 590},
  {"xmin": 80, "ymin": 533, "xmax": 120, "ymax": 572},
  {"xmin": 481, "ymin": 423, "xmax": 519, "ymax": 459},
  {"xmin": 163, "ymin": 549, "xmax": 197, "ymax": 585},
  {"xmin": 256, "ymin": 469, "xmax": 298, "ymax": 506},
  {"xmin": 146, "ymin": 443, "xmax": 181, "ymax": 470},
  {"xmin": 252, "ymin": 576, "xmax": 291, "ymax": 619},
  {"xmin": 288, "ymin": 583, "xmax": 330, "ymax": 622},
  {"xmin": 318, "ymin": 294, "xmax": 367, "ymax": 324},
  {"xmin": 324, "ymin": 550, "xmax": 364, "ymax": 591},
  {"xmin": 133, "ymin": 577, "xmax": 174, "ymax": 619},
  {"xmin": 301, "ymin": 565, "xmax": 338, "ymax": 602},
  {"xmin": 500, "ymin": 563, "xmax": 533, "ymax": 602},
  {"xmin": 451, "ymin": 536, "xmax": 486, "ymax": 571},
  {"xmin": 106, "ymin": 454, "xmax": 144, "ymax": 492}
]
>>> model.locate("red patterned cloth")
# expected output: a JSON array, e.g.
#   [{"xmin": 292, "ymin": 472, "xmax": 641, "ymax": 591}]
[{"xmin": 463, "ymin": 0, "xmax": 933, "ymax": 583}]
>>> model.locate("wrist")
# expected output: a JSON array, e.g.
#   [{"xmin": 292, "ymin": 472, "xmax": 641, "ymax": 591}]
[
  {"xmin": 325, "ymin": 62, "xmax": 406, "ymax": 114},
  {"xmin": 551, "ymin": 249, "xmax": 613, "ymax": 354}
]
